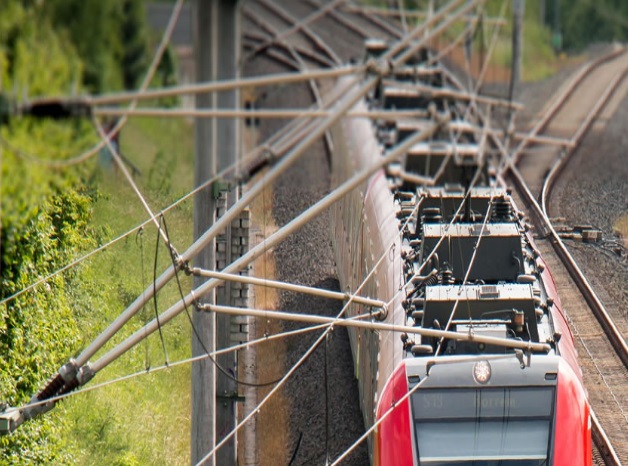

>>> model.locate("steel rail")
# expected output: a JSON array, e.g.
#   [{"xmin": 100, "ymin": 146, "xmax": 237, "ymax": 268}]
[
  {"xmin": 241, "ymin": 2, "xmax": 338, "ymax": 165},
  {"xmin": 242, "ymin": 31, "xmax": 334, "ymax": 69},
  {"xmin": 465, "ymin": 42, "xmax": 628, "ymax": 464},
  {"xmin": 591, "ymin": 411, "xmax": 624, "ymax": 466},
  {"xmin": 387, "ymin": 0, "xmax": 467, "ymax": 59},
  {"xmin": 251, "ymin": 0, "xmax": 341, "ymax": 65},
  {"xmin": 242, "ymin": 10, "xmax": 336, "ymax": 68},
  {"xmin": 541, "ymin": 68, "xmax": 628, "ymax": 215},
  {"xmin": 350, "ymin": 4, "xmax": 403, "ymax": 39},
  {"xmin": 503, "ymin": 57, "xmax": 628, "ymax": 464},
  {"xmin": 246, "ymin": 0, "xmax": 347, "ymax": 60},
  {"xmin": 499, "ymin": 160, "xmax": 624, "ymax": 466},
  {"xmin": 506, "ymin": 45, "xmax": 626, "ymax": 168},
  {"xmin": 342, "ymin": 4, "xmax": 506, "ymax": 24},
  {"xmin": 303, "ymin": 0, "xmax": 371, "ymax": 40},
  {"xmin": 535, "ymin": 65, "xmax": 628, "ymax": 370}
]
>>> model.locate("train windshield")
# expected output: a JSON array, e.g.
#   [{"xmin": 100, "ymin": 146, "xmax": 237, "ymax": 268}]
[{"xmin": 411, "ymin": 386, "xmax": 555, "ymax": 465}]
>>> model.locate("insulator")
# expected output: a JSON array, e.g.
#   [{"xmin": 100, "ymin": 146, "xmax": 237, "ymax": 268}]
[
  {"xmin": 491, "ymin": 196, "xmax": 513, "ymax": 222},
  {"xmin": 411, "ymin": 344, "xmax": 434, "ymax": 356},
  {"xmin": 438, "ymin": 263, "xmax": 455, "ymax": 285},
  {"xmin": 424, "ymin": 274, "xmax": 439, "ymax": 286},
  {"xmin": 35, "ymin": 374, "xmax": 65, "ymax": 402},
  {"xmin": 421, "ymin": 207, "xmax": 442, "ymax": 224}
]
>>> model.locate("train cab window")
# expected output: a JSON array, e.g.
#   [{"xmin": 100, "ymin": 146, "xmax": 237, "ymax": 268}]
[{"xmin": 411, "ymin": 387, "xmax": 555, "ymax": 465}]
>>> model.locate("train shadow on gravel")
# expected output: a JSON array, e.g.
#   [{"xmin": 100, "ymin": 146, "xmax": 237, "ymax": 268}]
[{"xmin": 282, "ymin": 276, "xmax": 369, "ymax": 466}]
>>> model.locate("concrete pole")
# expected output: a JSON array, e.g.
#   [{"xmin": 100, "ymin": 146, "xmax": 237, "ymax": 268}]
[
  {"xmin": 192, "ymin": 1, "xmax": 240, "ymax": 465},
  {"xmin": 214, "ymin": 2, "xmax": 239, "ymax": 466},
  {"xmin": 192, "ymin": 0, "xmax": 217, "ymax": 464}
]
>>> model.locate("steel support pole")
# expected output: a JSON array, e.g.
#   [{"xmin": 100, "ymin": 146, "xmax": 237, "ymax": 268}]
[{"xmin": 191, "ymin": 1, "xmax": 218, "ymax": 464}]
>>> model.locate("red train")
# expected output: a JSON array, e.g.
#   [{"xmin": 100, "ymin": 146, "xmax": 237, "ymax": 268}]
[{"xmin": 330, "ymin": 41, "xmax": 591, "ymax": 465}]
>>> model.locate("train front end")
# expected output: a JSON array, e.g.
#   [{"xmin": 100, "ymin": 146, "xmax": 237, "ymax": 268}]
[{"xmin": 374, "ymin": 356, "xmax": 591, "ymax": 466}]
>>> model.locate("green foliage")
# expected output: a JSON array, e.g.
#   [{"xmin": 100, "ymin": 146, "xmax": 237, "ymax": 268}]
[
  {"xmin": 0, "ymin": 2, "xmax": 101, "ymax": 462},
  {"xmin": 0, "ymin": 417, "xmax": 75, "ymax": 464},
  {"xmin": 148, "ymin": 149, "xmax": 176, "ymax": 196},
  {"xmin": 559, "ymin": 0, "xmax": 628, "ymax": 51},
  {"xmin": 43, "ymin": 0, "xmax": 149, "ymax": 92},
  {"xmin": 120, "ymin": 0, "xmax": 149, "ymax": 90}
]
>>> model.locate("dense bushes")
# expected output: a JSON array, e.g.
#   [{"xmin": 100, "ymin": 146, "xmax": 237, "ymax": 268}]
[{"xmin": 0, "ymin": 1, "xmax": 148, "ymax": 461}]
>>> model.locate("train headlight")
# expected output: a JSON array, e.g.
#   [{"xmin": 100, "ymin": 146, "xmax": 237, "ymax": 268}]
[{"xmin": 473, "ymin": 360, "xmax": 492, "ymax": 384}]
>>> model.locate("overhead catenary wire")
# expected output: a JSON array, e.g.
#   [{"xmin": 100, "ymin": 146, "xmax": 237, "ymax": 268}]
[
  {"xmin": 78, "ymin": 72, "xmax": 373, "ymax": 374},
  {"xmin": 6, "ymin": 312, "xmax": 380, "ymax": 416},
  {"xmin": 191, "ymin": 11, "xmax": 503, "ymax": 463},
  {"xmin": 87, "ymin": 117, "xmax": 445, "ymax": 376},
  {"xmin": 62, "ymin": 5, "xmax": 468, "ymax": 380},
  {"xmin": 434, "ymin": 184, "xmax": 500, "ymax": 355},
  {"xmin": 29, "ymin": 74, "xmax": 361, "ymax": 387},
  {"xmin": 93, "ymin": 117, "xmax": 172, "ymax": 247},
  {"xmin": 87, "ymin": 66, "xmax": 359, "ymax": 106},
  {"xmin": 191, "ymin": 268, "xmax": 386, "ymax": 310},
  {"xmin": 0, "ymin": 72, "xmax": 358, "ymax": 309},
  {"xmin": 151, "ymin": 215, "xmax": 169, "ymax": 365},
  {"xmin": 330, "ymin": 373, "xmax": 429, "ymax": 465},
  {"xmin": 161, "ymin": 213, "xmax": 284, "ymax": 389},
  {"xmin": 197, "ymin": 304, "xmax": 551, "ymax": 353},
  {"xmin": 12, "ymin": 0, "xmax": 510, "ymax": 456}
]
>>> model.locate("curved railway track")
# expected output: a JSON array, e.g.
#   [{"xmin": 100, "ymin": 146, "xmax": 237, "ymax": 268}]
[{"xmin": 504, "ymin": 47, "xmax": 628, "ymax": 465}]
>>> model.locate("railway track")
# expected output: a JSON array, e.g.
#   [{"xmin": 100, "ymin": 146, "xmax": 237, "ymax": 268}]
[{"xmin": 504, "ymin": 47, "xmax": 628, "ymax": 465}]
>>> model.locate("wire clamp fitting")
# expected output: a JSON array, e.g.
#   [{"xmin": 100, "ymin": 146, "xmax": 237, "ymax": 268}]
[{"xmin": 365, "ymin": 58, "xmax": 391, "ymax": 77}]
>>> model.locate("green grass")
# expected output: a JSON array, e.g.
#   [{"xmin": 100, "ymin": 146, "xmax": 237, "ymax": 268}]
[{"xmin": 57, "ymin": 116, "xmax": 196, "ymax": 465}]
